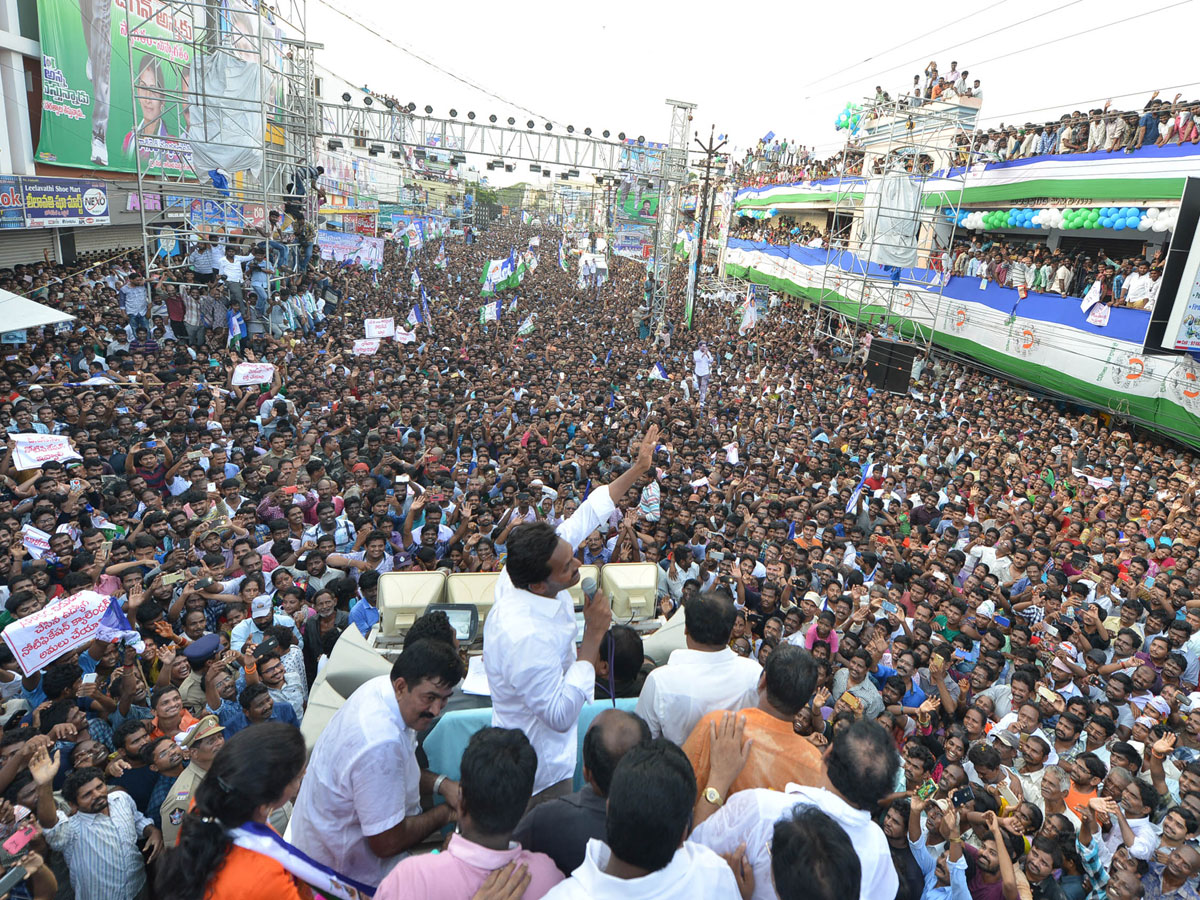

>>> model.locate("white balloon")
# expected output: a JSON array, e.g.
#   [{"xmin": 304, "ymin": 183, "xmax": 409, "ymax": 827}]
[
  {"xmin": 1145, "ymin": 208, "xmax": 1160, "ymax": 220},
  {"xmin": 1137, "ymin": 220, "xmax": 1151, "ymax": 232},
  {"xmin": 1152, "ymin": 220, "xmax": 1168, "ymax": 232}
]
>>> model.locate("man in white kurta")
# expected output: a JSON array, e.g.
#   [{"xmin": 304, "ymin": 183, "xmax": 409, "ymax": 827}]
[{"xmin": 484, "ymin": 426, "xmax": 659, "ymax": 800}]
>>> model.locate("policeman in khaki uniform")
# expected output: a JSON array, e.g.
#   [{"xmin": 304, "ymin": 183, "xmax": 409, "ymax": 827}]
[
  {"xmin": 160, "ymin": 714, "xmax": 225, "ymax": 845},
  {"xmin": 178, "ymin": 634, "xmax": 223, "ymax": 716}
]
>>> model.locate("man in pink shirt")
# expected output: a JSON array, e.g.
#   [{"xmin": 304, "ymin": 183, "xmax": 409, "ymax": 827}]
[{"xmin": 375, "ymin": 727, "xmax": 563, "ymax": 900}]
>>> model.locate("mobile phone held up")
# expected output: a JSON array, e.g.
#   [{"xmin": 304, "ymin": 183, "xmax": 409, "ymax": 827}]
[{"xmin": 951, "ymin": 785, "xmax": 975, "ymax": 808}]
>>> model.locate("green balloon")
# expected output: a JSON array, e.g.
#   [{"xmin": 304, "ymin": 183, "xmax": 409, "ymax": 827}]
[{"xmin": 1088, "ymin": 210, "xmax": 1099, "ymax": 220}]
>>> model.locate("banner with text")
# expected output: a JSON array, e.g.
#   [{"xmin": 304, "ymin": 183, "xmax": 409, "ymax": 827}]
[
  {"xmin": 231, "ymin": 362, "xmax": 276, "ymax": 386},
  {"xmin": 364, "ymin": 317, "xmax": 395, "ymax": 338},
  {"xmin": 35, "ymin": 0, "xmax": 193, "ymax": 175},
  {"xmin": 10, "ymin": 433, "xmax": 81, "ymax": 470},
  {"xmin": 0, "ymin": 176, "xmax": 109, "ymax": 229},
  {"xmin": 2, "ymin": 590, "xmax": 113, "ymax": 675}
]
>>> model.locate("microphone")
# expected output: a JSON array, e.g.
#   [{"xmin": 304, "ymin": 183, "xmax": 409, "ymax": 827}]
[{"xmin": 580, "ymin": 576, "xmax": 599, "ymax": 603}]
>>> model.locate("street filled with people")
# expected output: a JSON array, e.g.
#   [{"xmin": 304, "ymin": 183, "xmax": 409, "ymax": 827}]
[{"xmin": 0, "ymin": 208, "xmax": 1197, "ymax": 900}]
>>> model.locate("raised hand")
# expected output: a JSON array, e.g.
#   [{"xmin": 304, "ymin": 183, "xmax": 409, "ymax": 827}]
[
  {"xmin": 28, "ymin": 744, "xmax": 59, "ymax": 787},
  {"xmin": 1152, "ymin": 732, "xmax": 1177, "ymax": 758},
  {"xmin": 635, "ymin": 424, "xmax": 660, "ymax": 472}
]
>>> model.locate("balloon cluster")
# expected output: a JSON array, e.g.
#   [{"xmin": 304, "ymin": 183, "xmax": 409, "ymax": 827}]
[
  {"xmin": 955, "ymin": 206, "xmax": 1178, "ymax": 233},
  {"xmin": 835, "ymin": 102, "xmax": 862, "ymax": 134}
]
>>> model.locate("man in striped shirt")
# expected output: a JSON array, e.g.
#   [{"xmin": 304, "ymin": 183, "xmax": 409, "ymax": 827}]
[
  {"xmin": 32, "ymin": 742, "xmax": 163, "ymax": 900},
  {"xmin": 182, "ymin": 284, "xmax": 205, "ymax": 347}
]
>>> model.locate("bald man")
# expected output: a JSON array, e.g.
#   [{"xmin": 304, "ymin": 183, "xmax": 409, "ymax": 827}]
[{"xmin": 512, "ymin": 708, "xmax": 651, "ymax": 876}]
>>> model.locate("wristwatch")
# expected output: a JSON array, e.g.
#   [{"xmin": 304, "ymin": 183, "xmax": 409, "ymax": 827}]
[{"xmin": 703, "ymin": 786, "xmax": 724, "ymax": 808}]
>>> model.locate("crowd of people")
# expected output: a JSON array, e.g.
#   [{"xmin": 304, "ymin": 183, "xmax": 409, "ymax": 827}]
[
  {"xmin": 970, "ymin": 91, "xmax": 1200, "ymax": 164},
  {"xmin": 0, "ymin": 200, "xmax": 1195, "ymax": 900},
  {"xmin": 730, "ymin": 222, "xmax": 1164, "ymax": 308},
  {"xmin": 733, "ymin": 57, "xmax": 1198, "ymax": 195}
]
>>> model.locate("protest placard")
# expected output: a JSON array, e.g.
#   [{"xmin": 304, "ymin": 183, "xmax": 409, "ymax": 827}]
[
  {"xmin": 2, "ymin": 590, "xmax": 113, "ymax": 675},
  {"xmin": 353, "ymin": 339, "xmax": 380, "ymax": 356},
  {"xmin": 9, "ymin": 433, "xmax": 81, "ymax": 471},
  {"xmin": 231, "ymin": 362, "xmax": 276, "ymax": 386},
  {"xmin": 20, "ymin": 524, "xmax": 50, "ymax": 559},
  {"xmin": 364, "ymin": 317, "xmax": 395, "ymax": 338}
]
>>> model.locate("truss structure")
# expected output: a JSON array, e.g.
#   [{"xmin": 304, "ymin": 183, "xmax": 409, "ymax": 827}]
[
  {"xmin": 320, "ymin": 97, "xmax": 694, "ymax": 334},
  {"xmin": 319, "ymin": 103, "xmax": 634, "ymax": 173},
  {"xmin": 646, "ymin": 100, "xmax": 695, "ymax": 328},
  {"xmin": 814, "ymin": 95, "xmax": 977, "ymax": 360},
  {"xmin": 129, "ymin": 0, "xmax": 320, "ymax": 292}
]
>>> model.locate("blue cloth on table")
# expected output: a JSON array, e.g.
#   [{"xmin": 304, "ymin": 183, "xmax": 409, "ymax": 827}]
[{"xmin": 423, "ymin": 698, "xmax": 638, "ymax": 790}]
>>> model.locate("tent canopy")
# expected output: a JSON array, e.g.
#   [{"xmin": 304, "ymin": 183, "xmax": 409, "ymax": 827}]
[{"xmin": 0, "ymin": 288, "xmax": 74, "ymax": 333}]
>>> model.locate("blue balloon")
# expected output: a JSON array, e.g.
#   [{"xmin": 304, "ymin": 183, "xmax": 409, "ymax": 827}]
[
  {"xmin": 1126, "ymin": 216, "xmax": 1140, "ymax": 228},
  {"xmin": 1114, "ymin": 221, "xmax": 1126, "ymax": 231},
  {"xmin": 1099, "ymin": 217, "xmax": 1111, "ymax": 228}
]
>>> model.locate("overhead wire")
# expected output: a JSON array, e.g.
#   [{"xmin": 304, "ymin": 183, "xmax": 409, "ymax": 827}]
[
  {"xmin": 312, "ymin": 0, "xmax": 570, "ymax": 130},
  {"xmin": 798, "ymin": 0, "xmax": 1012, "ymax": 90},
  {"xmin": 803, "ymin": 0, "xmax": 1091, "ymax": 100}
]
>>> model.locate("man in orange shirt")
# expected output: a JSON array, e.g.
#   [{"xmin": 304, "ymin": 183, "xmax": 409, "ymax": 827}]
[
  {"xmin": 684, "ymin": 644, "xmax": 826, "ymax": 817},
  {"xmin": 792, "ymin": 519, "xmax": 821, "ymax": 550},
  {"xmin": 1064, "ymin": 751, "xmax": 1105, "ymax": 819}
]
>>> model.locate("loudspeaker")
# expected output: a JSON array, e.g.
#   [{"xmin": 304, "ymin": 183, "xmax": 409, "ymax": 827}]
[{"xmin": 865, "ymin": 338, "xmax": 917, "ymax": 393}]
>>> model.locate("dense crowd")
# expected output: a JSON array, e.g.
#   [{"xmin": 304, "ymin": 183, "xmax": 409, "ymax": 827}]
[
  {"xmin": 971, "ymin": 91, "xmax": 1200, "ymax": 164},
  {"xmin": 0, "ymin": 204, "xmax": 1195, "ymax": 900},
  {"xmin": 730, "ymin": 222, "xmax": 1164, "ymax": 308},
  {"xmin": 732, "ymin": 60, "xmax": 1197, "ymax": 194}
]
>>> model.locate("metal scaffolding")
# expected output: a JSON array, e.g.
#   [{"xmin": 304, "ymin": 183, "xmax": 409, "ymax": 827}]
[
  {"xmin": 128, "ymin": 0, "xmax": 320, "ymax": 292},
  {"xmin": 814, "ymin": 95, "xmax": 978, "ymax": 360},
  {"xmin": 648, "ymin": 99, "xmax": 695, "ymax": 328}
]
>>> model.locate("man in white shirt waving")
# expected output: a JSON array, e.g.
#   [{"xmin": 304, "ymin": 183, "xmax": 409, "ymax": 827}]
[
  {"xmin": 692, "ymin": 341, "xmax": 714, "ymax": 406},
  {"xmin": 214, "ymin": 243, "xmax": 254, "ymax": 310},
  {"xmin": 484, "ymin": 424, "xmax": 659, "ymax": 805}
]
